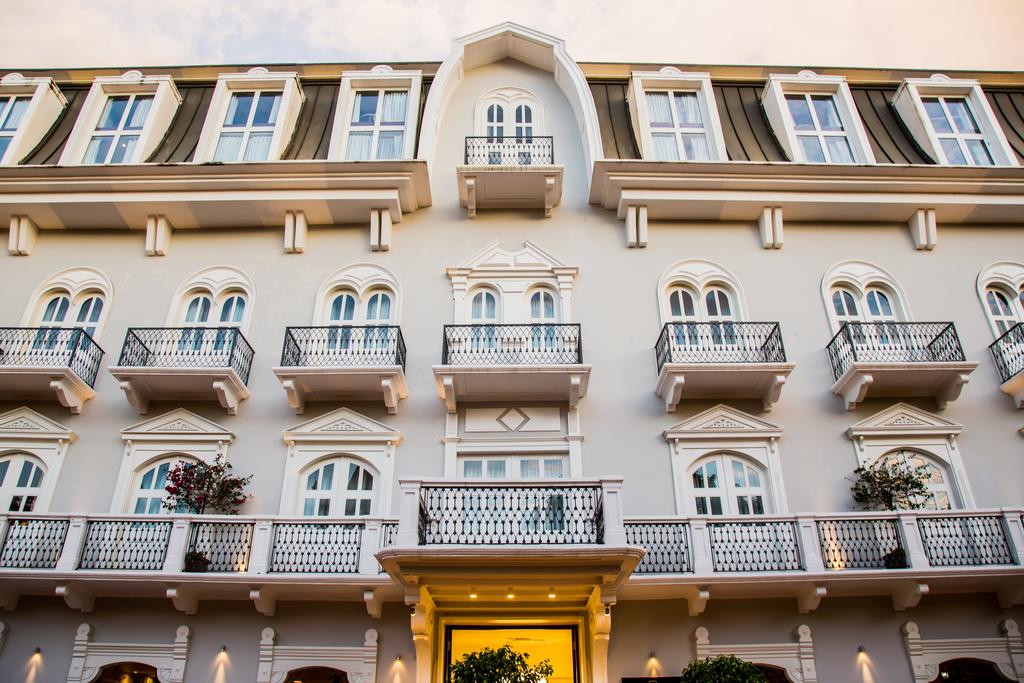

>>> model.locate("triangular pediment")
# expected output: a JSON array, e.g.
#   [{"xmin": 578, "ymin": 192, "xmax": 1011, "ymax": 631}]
[
  {"xmin": 0, "ymin": 407, "xmax": 76, "ymax": 442},
  {"xmin": 121, "ymin": 408, "xmax": 233, "ymax": 441},
  {"xmin": 847, "ymin": 403, "xmax": 961, "ymax": 438},
  {"xmin": 448, "ymin": 240, "xmax": 576, "ymax": 277},
  {"xmin": 283, "ymin": 407, "xmax": 402, "ymax": 443},
  {"xmin": 664, "ymin": 405, "xmax": 782, "ymax": 441}
]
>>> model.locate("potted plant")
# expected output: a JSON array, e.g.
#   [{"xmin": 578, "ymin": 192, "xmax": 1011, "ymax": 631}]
[
  {"xmin": 681, "ymin": 655, "xmax": 767, "ymax": 683},
  {"xmin": 450, "ymin": 645, "xmax": 553, "ymax": 683},
  {"xmin": 182, "ymin": 550, "xmax": 211, "ymax": 573},
  {"xmin": 163, "ymin": 454, "xmax": 253, "ymax": 515},
  {"xmin": 883, "ymin": 547, "xmax": 907, "ymax": 569}
]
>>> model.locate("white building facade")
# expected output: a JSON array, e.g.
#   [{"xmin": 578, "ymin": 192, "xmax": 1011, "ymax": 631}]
[{"xmin": 0, "ymin": 22, "xmax": 1022, "ymax": 683}]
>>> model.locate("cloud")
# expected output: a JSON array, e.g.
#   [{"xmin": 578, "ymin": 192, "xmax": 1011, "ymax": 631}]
[{"xmin": 2, "ymin": 0, "xmax": 1022, "ymax": 70}]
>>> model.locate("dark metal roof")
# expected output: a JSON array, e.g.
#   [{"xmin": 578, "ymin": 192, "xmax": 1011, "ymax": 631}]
[
  {"xmin": 282, "ymin": 82, "xmax": 339, "ymax": 160},
  {"xmin": 715, "ymin": 84, "xmax": 786, "ymax": 161},
  {"xmin": 987, "ymin": 89, "xmax": 1024, "ymax": 164},
  {"xmin": 21, "ymin": 86, "xmax": 89, "ymax": 165},
  {"xmin": 850, "ymin": 86, "xmax": 932, "ymax": 164},
  {"xmin": 147, "ymin": 85, "xmax": 214, "ymax": 163},
  {"xmin": 589, "ymin": 82, "xmax": 639, "ymax": 159}
]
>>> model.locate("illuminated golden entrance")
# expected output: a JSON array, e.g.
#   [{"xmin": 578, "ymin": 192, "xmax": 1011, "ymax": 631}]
[{"xmin": 444, "ymin": 627, "xmax": 580, "ymax": 683}]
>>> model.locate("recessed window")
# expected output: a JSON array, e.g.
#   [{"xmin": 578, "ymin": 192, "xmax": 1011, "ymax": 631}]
[
  {"xmin": 132, "ymin": 458, "xmax": 188, "ymax": 514},
  {"xmin": 0, "ymin": 453, "xmax": 45, "ymax": 512},
  {"xmin": 302, "ymin": 458, "xmax": 376, "ymax": 516},
  {"xmin": 82, "ymin": 94, "xmax": 153, "ymax": 164},
  {"xmin": 0, "ymin": 95, "xmax": 30, "ymax": 160},
  {"xmin": 879, "ymin": 449, "xmax": 954, "ymax": 510},
  {"xmin": 346, "ymin": 89, "xmax": 408, "ymax": 161},
  {"xmin": 784, "ymin": 93, "xmax": 854, "ymax": 163},
  {"xmin": 691, "ymin": 453, "xmax": 768, "ymax": 516},
  {"xmin": 213, "ymin": 90, "xmax": 282, "ymax": 162},
  {"xmin": 646, "ymin": 90, "xmax": 711, "ymax": 161},
  {"xmin": 921, "ymin": 96, "xmax": 993, "ymax": 166}
]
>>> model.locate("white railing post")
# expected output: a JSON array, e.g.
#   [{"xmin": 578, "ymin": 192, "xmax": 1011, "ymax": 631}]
[
  {"xmin": 1001, "ymin": 509, "xmax": 1024, "ymax": 565},
  {"xmin": 247, "ymin": 519, "xmax": 275, "ymax": 575},
  {"xmin": 359, "ymin": 519, "xmax": 383, "ymax": 575},
  {"xmin": 0, "ymin": 516, "xmax": 9, "ymax": 557},
  {"xmin": 689, "ymin": 518, "xmax": 715, "ymax": 575},
  {"xmin": 162, "ymin": 518, "xmax": 191, "ymax": 573},
  {"xmin": 396, "ymin": 479, "xmax": 423, "ymax": 547},
  {"xmin": 600, "ymin": 477, "xmax": 626, "ymax": 546},
  {"xmin": 897, "ymin": 511, "xmax": 930, "ymax": 569},
  {"xmin": 55, "ymin": 516, "xmax": 88, "ymax": 572},
  {"xmin": 796, "ymin": 516, "xmax": 825, "ymax": 573}
]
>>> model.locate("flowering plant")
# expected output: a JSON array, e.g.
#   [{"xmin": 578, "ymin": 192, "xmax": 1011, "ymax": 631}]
[{"xmin": 163, "ymin": 454, "xmax": 252, "ymax": 514}]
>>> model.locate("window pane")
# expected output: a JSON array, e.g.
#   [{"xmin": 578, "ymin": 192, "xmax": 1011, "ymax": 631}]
[
  {"xmin": 97, "ymin": 96, "xmax": 129, "ymax": 130},
  {"xmin": 709, "ymin": 497, "xmax": 723, "ymax": 515},
  {"xmin": 344, "ymin": 499, "xmax": 356, "ymax": 516},
  {"xmin": 940, "ymin": 138, "xmax": 968, "ymax": 165},
  {"xmin": 645, "ymin": 92, "xmax": 673, "ymax": 126},
  {"xmin": 681, "ymin": 133, "xmax": 711, "ymax": 161},
  {"xmin": 651, "ymin": 133, "xmax": 679, "ymax": 161},
  {"xmin": 125, "ymin": 97, "xmax": 153, "ymax": 130},
  {"xmin": 0, "ymin": 137, "xmax": 10, "ymax": 160},
  {"xmin": 945, "ymin": 98, "xmax": 979, "ymax": 134},
  {"xmin": 695, "ymin": 497, "xmax": 707, "ymax": 515},
  {"xmin": 786, "ymin": 95, "xmax": 815, "ymax": 130},
  {"xmin": 0, "ymin": 460, "xmax": 7, "ymax": 485},
  {"xmin": 923, "ymin": 98, "xmax": 953, "ymax": 133},
  {"xmin": 705, "ymin": 461, "xmax": 719, "ymax": 488},
  {"xmin": 752, "ymin": 496, "xmax": 765, "ymax": 514},
  {"xmin": 361, "ymin": 470, "xmax": 373, "ymax": 490},
  {"xmin": 225, "ymin": 93, "xmax": 254, "ymax": 126},
  {"xmin": 486, "ymin": 460, "xmax": 506, "ymax": 478},
  {"xmin": 965, "ymin": 138, "xmax": 993, "ymax": 165},
  {"xmin": 346, "ymin": 131, "xmax": 372, "ymax": 160},
  {"xmin": 674, "ymin": 92, "xmax": 703, "ymax": 127},
  {"xmin": 376, "ymin": 131, "xmax": 404, "ymax": 160},
  {"xmin": 798, "ymin": 135, "xmax": 826, "ymax": 163},
  {"xmin": 731, "ymin": 459, "xmax": 745, "ymax": 487},
  {"xmin": 1, "ymin": 98, "xmax": 29, "ymax": 131},
  {"xmin": 302, "ymin": 498, "xmax": 315, "ymax": 515},
  {"xmin": 347, "ymin": 463, "xmax": 360, "ymax": 490},
  {"xmin": 306, "ymin": 470, "xmax": 318, "ymax": 490},
  {"xmin": 693, "ymin": 469, "xmax": 705, "ymax": 488},
  {"xmin": 16, "ymin": 461, "xmax": 33, "ymax": 487},
  {"xmin": 737, "ymin": 496, "xmax": 750, "ymax": 515},
  {"xmin": 352, "ymin": 91, "xmax": 379, "ymax": 125},
  {"xmin": 521, "ymin": 459, "xmax": 540, "ymax": 478},
  {"xmin": 747, "ymin": 468, "xmax": 760, "ymax": 488},
  {"xmin": 252, "ymin": 92, "xmax": 282, "ymax": 126},
  {"xmin": 381, "ymin": 91, "xmax": 408, "ymax": 124},
  {"xmin": 134, "ymin": 498, "xmax": 148, "ymax": 514},
  {"xmin": 109, "ymin": 135, "xmax": 139, "ymax": 164},
  {"xmin": 243, "ymin": 131, "xmax": 274, "ymax": 161},
  {"xmin": 359, "ymin": 499, "xmax": 371, "ymax": 515},
  {"xmin": 318, "ymin": 499, "xmax": 330, "ymax": 516},
  {"xmin": 213, "ymin": 132, "xmax": 244, "ymax": 162},
  {"xmin": 463, "ymin": 460, "xmax": 483, "ymax": 478},
  {"xmin": 544, "ymin": 459, "xmax": 564, "ymax": 478},
  {"xmin": 825, "ymin": 136, "xmax": 854, "ymax": 163},
  {"xmin": 321, "ymin": 463, "xmax": 334, "ymax": 490},
  {"xmin": 83, "ymin": 136, "xmax": 113, "ymax": 164},
  {"xmin": 148, "ymin": 498, "xmax": 162, "ymax": 514},
  {"xmin": 140, "ymin": 468, "xmax": 154, "ymax": 489},
  {"xmin": 811, "ymin": 95, "xmax": 844, "ymax": 131}
]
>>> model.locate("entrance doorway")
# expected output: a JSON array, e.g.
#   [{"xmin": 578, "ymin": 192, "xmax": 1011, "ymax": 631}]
[{"xmin": 445, "ymin": 626, "xmax": 579, "ymax": 683}]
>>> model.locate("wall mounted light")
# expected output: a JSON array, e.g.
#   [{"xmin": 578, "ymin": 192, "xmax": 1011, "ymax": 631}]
[
  {"xmin": 547, "ymin": 587, "xmax": 556, "ymax": 599},
  {"xmin": 220, "ymin": 645, "xmax": 227, "ymax": 653},
  {"xmin": 648, "ymin": 651, "xmax": 656, "ymax": 659},
  {"xmin": 506, "ymin": 587, "xmax": 515, "ymax": 599},
  {"xmin": 395, "ymin": 654, "xmax": 402, "ymax": 662},
  {"xmin": 469, "ymin": 588, "xmax": 478, "ymax": 599},
  {"xmin": 33, "ymin": 647, "xmax": 41, "ymax": 654},
  {"xmin": 857, "ymin": 646, "xmax": 865, "ymax": 654}
]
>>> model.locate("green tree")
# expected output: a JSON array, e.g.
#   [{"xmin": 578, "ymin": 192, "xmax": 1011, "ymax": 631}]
[
  {"xmin": 849, "ymin": 458, "xmax": 931, "ymax": 511},
  {"xmin": 681, "ymin": 655, "xmax": 767, "ymax": 683},
  {"xmin": 450, "ymin": 645, "xmax": 553, "ymax": 683}
]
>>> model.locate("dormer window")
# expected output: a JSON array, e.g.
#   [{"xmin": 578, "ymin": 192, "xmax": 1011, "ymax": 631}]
[
  {"xmin": 83, "ymin": 94, "xmax": 153, "ymax": 164},
  {"xmin": 0, "ymin": 73, "xmax": 66, "ymax": 165},
  {"xmin": 346, "ymin": 89, "xmax": 408, "ymax": 160},
  {"xmin": 628, "ymin": 69, "xmax": 727, "ymax": 162},
  {"xmin": 761, "ymin": 71, "xmax": 875, "ymax": 165},
  {"xmin": 893, "ymin": 75, "xmax": 1019, "ymax": 167},
  {"xmin": 213, "ymin": 90, "xmax": 283, "ymax": 162},
  {"xmin": 0, "ymin": 96, "xmax": 29, "ymax": 160}
]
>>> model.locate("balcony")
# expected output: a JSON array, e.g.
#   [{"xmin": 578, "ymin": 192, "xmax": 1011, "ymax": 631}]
[
  {"xmin": 0, "ymin": 513, "xmax": 399, "ymax": 614},
  {"xmin": 273, "ymin": 326, "xmax": 408, "ymax": 414},
  {"xmin": 826, "ymin": 322, "xmax": 977, "ymax": 410},
  {"xmin": 108, "ymin": 327, "xmax": 254, "ymax": 415},
  {"xmin": 654, "ymin": 322, "xmax": 795, "ymax": 412},
  {"xmin": 0, "ymin": 327, "xmax": 104, "ymax": 413},
  {"xmin": 621, "ymin": 510, "xmax": 1024, "ymax": 614},
  {"xmin": 990, "ymin": 323, "xmax": 1024, "ymax": 408},
  {"xmin": 378, "ymin": 478, "xmax": 641, "ymax": 610},
  {"xmin": 457, "ymin": 137, "xmax": 563, "ymax": 217},
  {"xmin": 432, "ymin": 324, "xmax": 591, "ymax": 412}
]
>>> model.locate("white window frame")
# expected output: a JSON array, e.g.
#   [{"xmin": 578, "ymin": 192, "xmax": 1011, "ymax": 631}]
[
  {"xmin": 628, "ymin": 68, "xmax": 728, "ymax": 162},
  {"xmin": 21, "ymin": 267, "xmax": 114, "ymax": 343},
  {"xmin": 58, "ymin": 71, "xmax": 181, "ymax": 166},
  {"xmin": 0, "ymin": 407, "xmax": 76, "ymax": 513},
  {"xmin": 68, "ymin": 624, "xmax": 191, "ymax": 683},
  {"xmin": 761, "ymin": 71, "xmax": 876, "ymax": 164},
  {"xmin": 893, "ymin": 75, "xmax": 1019, "ymax": 167},
  {"xmin": 457, "ymin": 453, "xmax": 569, "ymax": 480},
  {"xmin": 0, "ymin": 73, "xmax": 66, "ymax": 166},
  {"xmin": 976, "ymin": 261, "xmax": 1024, "ymax": 337},
  {"xmin": 328, "ymin": 65, "xmax": 422, "ymax": 161},
  {"xmin": 111, "ymin": 409, "xmax": 234, "ymax": 513},
  {"xmin": 846, "ymin": 403, "xmax": 976, "ymax": 509},
  {"xmin": 820, "ymin": 260, "xmax": 912, "ymax": 333},
  {"xmin": 257, "ymin": 627, "xmax": 379, "ymax": 683},
  {"xmin": 166, "ymin": 266, "xmax": 255, "ymax": 335},
  {"xmin": 694, "ymin": 625, "xmax": 818, "ymax": 683},
  {"xmin": 658, "ymin": 259, "xmax": 747, "ymax": 325},
  {"xmin": 664, "ymin": 404, "xmax": 788, "ymax": 516},
  {"xmin": 299, "ymin": 455, "xmax": 379, "ymax": 518},
  {"xmin": 901, "ymin": 620, "xmax": 1024, "ymax": 683},
  {"xmin": 313, "ymin": 264, "xmax": 403, "ymax": 326},
  {"xmin": 193, "ymin": 67, "xmax": 304, "ymax": 164},
  {"xmin": 279, "ymin": 407, "xmax": 399, "ymax": 517},
  {"xmin": 688, "ymin": 451, "xmax": 770, "ymax": 517}
]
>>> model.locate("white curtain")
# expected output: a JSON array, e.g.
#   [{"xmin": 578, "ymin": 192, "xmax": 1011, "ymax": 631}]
[
  {"xmin": 346, "ymin": 132, "xmax": 373, "ymax": 160},
  {"xmin": 674, "ymin": 92, "xmax": 703, "ymax": 127},
  {"xmin": 381, "ymin": 91, "xmax": 408, "ymax": 124},
  {"xmin": 213, "ymin": 132, "xmax": 243, "ymax": 162},
  {"xmin": 243, "ymin": 132, "xmax": 273, "ymax": 161},
  {"xmin": 652, "ymin": 133, "xmax": 680, "ymax": 161},
  {"xmin": 126, "ymin": 97, "xmax": 153, "ymax": 130},
  {"xmin": 376, "ymin": 131, "xmax": 404, "ymax": 160},
  {"xmin": 646, "ymin": 92, "xmax": 673, "ymax": 126},
  {"xmin": 521, "ymin": 460, "xmax": 540, "ymax": 478},
  {"xmin": 682, "ymin": 133, "xmax": 711, "ymax": 161}
]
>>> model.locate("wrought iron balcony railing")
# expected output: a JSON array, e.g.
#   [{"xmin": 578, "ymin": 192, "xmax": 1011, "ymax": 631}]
[
  {"xmin": 418, "ymin": 483, "xmax": 604, "ymax": 545},
  {"xmin": 464, "ymin": 136, "xmax": 554, "ymax": 166},
  {"xmin": 990, "ymin": 322, "xmax": 1024, "ymax": 384},
  {"xmin": 280, "ymin": 326, "xmax": 406, "ymax": 370},
  {"xmin": 826, "ymin": 322, "xmax": 967, "ymax": 381},
  {"xmin": 441, "ymin": 324, "xmax": 582, "ymax": 365},
  {"xmin": 116, "ymin": 327, "xmax": 255, "ymax": 384},
  {"xmin": 655, "ymin": 322, "xmax": 787, "ymax": 373},
  {"xmin": 0, "ymin": 327, "xmax": 105, "ymax": 387}
]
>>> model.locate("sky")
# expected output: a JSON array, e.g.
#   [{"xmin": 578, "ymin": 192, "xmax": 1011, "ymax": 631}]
[{"xmin": 2, "ymin": 0, "xmax": 1023, "ymax": 71}]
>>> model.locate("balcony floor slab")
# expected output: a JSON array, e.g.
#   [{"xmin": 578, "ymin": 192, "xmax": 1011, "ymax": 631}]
[
  {"xmin": 273, "ymin": 365, "xmax": 408, "ymax": 414},
  {"xmin": 457, "ymin": 165, "xmax": 564, "ymax": 217},
  {"xmin": 831, "ymin": 361, "xmax": 978, "ymax": 410},
  {"xmin": 109, "ymin": 366, "xmax": 250, "ymax": 414},
  {"xmin": 0, "ymin": 366, "xmax": 95, "ymax": 413},
  {"xmin": 656, "ymin": 362, "xmax": 796, "ymax": 412},
  {"xmin": 432, "ymin": 364, "xmax": 591, "ymax": 412}
]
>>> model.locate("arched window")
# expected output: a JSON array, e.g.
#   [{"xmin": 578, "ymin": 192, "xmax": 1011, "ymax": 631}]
[
  {"xmin": 865, "ymin": 289, "xmax": 896, "ymax": 321},
  {"xmin": 476, "ymin": 89, "xmax": 544, "ymax": 165},
  {"xmin": 515, "ymin": 104, "xmax": 533, "ymax": 139},
  {"xmin": 831, "ymin": 287, "xmax": 859, "ymax": 323},
  {"xmin": 690, "ymin": 453, "xmax": 768, "ymax": 516},
  {"xmin": 184, "ymin": 294, "xmax": 212, "ymax": 324},
  {"xmin": 822, "ymin": 261, "xmax": 910, "ymax": 333},
  {"xmin": 985, "ymin": 287, "xmax": 1021, "ymax": 335},
  {"xmin": 530, "ymin": 290, "xmax": 556, "ymax": 321},
  {"xmin": 132, "ymin": 457, "xmax": 191, "ymax": 514},
  {"xmin": 0, "ymin": 453, "xmax": 45, "ymax": 512},
  {"xmin": 168, "ymin": 267, "xmax": 255, "ymax": 339},
  {"xmin": 365, "ymin": 291, "xmax": 392, "ymax": 323},
  {"xmin": 662, "ymin": 274, "xmax": 741, "ymax": 349},
  {"xmin": 301, "ymin": 457, "xmax": 377, "ymax": 517},
  {"xmin": 486, "ymin": 103, "xmax": 504, "ymax": 140},
  {"xmin": 879, "ymin": 449, "xmax": 955, "ymax": 510},
  {"xmin": 33, "ymin": 291, "xmax": 106, "ymax": 350},
  {"xmin": 668, "ymin": 288, "xmax": 697, "ymax": 320},
  {"xmin": 470, "ymin": 290, "xmax": 498, "ymax": 322}
]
